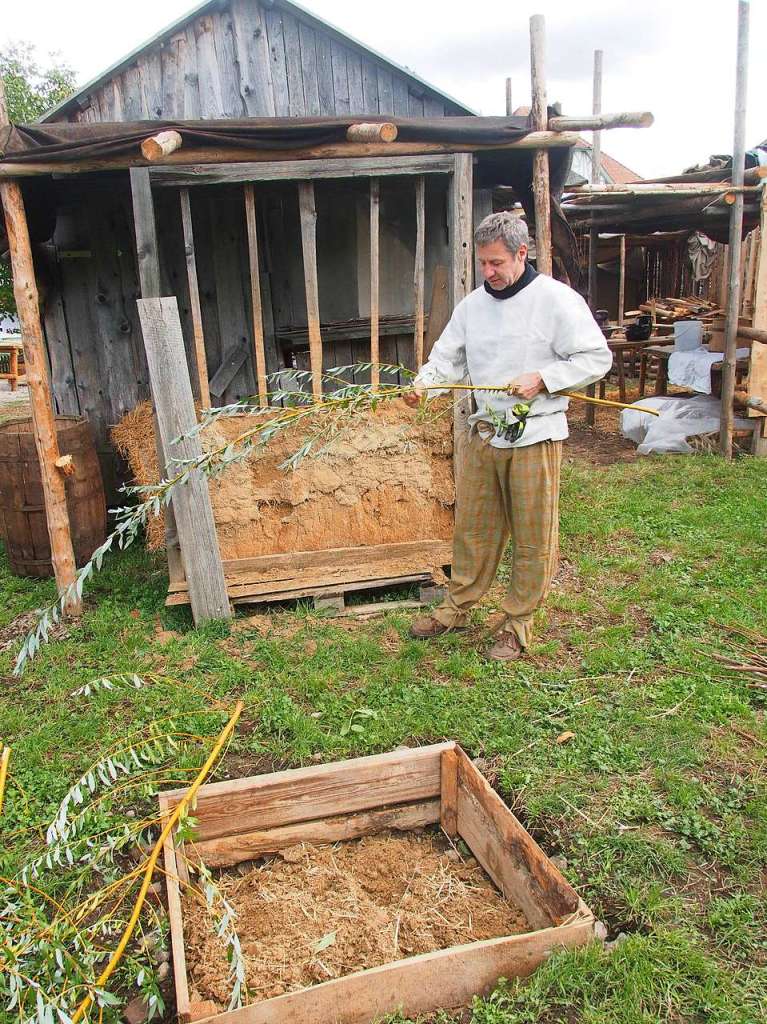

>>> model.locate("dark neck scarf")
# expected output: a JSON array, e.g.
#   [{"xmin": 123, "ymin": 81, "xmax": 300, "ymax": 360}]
[{"xmin": 484, "ymin": 261, "xmax": 538, "ymax": 300}]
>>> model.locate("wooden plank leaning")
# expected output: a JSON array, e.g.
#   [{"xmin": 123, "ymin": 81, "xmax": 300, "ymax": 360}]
[
  {"xmin": 370, "ymin": 177, "xmax": 380, "ymax": 387},
  {"xmin": 243, "ymin": 183, "xmax": 269, "ymax": 406},
  {"xmin": 0, "ymin": 79, "xmax": 80, "ymax": 614},
  {"xmin": 137, "ymin": 297, "xmax": 231, "ymax": 624},
  {"xmin": 413, "ymin": 175, "xmax": 426, "ymax": 369},
  {"xmin": 297, "ymin": 181, "xmax": 323, "ymax": 400},
  {"xmin": 179, "ymin": 189, "xmax": 211, "ymax": 407}
]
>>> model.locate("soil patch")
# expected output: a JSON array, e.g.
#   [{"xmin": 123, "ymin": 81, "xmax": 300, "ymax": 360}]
[
  {"xmin": 112, "ymin": 400, "xmax": 454, "ymax": 559},
  {"xmin": 183, "ymin": 828, "xmax": 530, "ymax": 1007}
]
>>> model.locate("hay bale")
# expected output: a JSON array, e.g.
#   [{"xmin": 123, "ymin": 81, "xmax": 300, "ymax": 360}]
[{"xmin": 112, "ymin": 400, "xmax": 455, "ymax": 560}]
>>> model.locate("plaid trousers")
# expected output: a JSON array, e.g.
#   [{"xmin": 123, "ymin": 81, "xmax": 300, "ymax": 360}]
[{"xmin": 433, "ymin": 432, "xmax": 562, "ymax": 647}]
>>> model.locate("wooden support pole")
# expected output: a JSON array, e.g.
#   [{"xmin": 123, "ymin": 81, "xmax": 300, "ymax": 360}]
[
  {"xmin": 0, "ymin": 79, "xmax": 80, "ymax": 614},
  {"xmin": 505, "ymin": 78, "xmax": 513, "ymax": 117},
  {"xmin": 449, "ymin": 154, "xmax": 474, "ymax": 307},
  {"xmin": 243, "ymin": 184, "xmax": 269, "ymax": 407},
  {"xmin": 720, "ymin": 0, "xmax": 750, "ymax": 459},
  {"xmin": 618, "ymin": 234, "xmax": 626, "ymax": 328},
  {"xmin": 472, "ymin": 188, "xmax": 494, "ymax": 288},
  {"xmin": 413, "ymin": 176, "xmax": 426, "ymax": 369},
  {"xmin": 137, "ymin": 298, "xmax": 231, "ymax": 624},
  {"xmin": 370, "ymin": 178, "xmax": 380, "ymax": 388},
  {"xmin": 297, "ymin": 181, "xmax": 323, "ymax": 401},
  {"xmin": 129, "ymin": 167, "xmax": 185, "ymax": 584},
  {"xmin": 529, "ymin": 15, "xmax": 552, "ymax": 277},
  {"xmin": 586, "ymin": 49, "xmax": 603, "ymax": 426},
  {"xmin": 179, "ymin": 189, "xmax": 211, "ymax": 408},
  {"xmin": 747, "ymin": 188, "xmax": 767, "ymax": 456}
]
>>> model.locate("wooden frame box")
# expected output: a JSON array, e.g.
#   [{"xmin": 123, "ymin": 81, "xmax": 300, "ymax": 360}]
[{"xmin": 159, "ymin": 742, "xmax": 595, "ymax": 1024}]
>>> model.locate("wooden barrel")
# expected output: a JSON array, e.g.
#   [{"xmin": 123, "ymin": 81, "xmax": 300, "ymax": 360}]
[{"xmin": 0, "ymin": 416, "xmax": 107, "ymax": 578}]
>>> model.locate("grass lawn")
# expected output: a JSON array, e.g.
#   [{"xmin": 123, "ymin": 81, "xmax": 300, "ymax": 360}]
[{"xmin": 1, "ymin": 450, "xmax": 766, "ymax": 1022}]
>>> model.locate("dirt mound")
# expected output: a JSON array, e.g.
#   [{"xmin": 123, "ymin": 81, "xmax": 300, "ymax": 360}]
[
  {"xmin": 183, "ymin": 829, "xmax": 529, "ymax": 1007},
  {"xmin": 112, "ymin": 400, "xmax": 455, "ymax": 559}
]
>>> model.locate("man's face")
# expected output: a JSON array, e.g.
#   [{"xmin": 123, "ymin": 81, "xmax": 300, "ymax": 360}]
[{"xmin": 477, "ymin": 238, "xmax": 528, "ymax": 290}]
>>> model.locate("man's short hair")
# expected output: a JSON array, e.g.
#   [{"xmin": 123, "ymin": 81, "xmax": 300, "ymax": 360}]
[{"xmin": 474, "ymin": 212, "xmax": 529, "ymax": 254}]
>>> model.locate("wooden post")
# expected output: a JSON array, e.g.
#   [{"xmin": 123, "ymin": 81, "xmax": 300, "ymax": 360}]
[
  {"xmin": 618, "ymin": 234, "xmax": 626, "ymax": 327},
  {"xmin": 243, "ymin": 184, "xmax": 269, "ymax": 406},
  {"xmin": 297, "ymin": 181, "xmax": 323, "ymax": 401},
  {"xmin": 370, "ymin": 178, "xmax": 380, "ymax": 388},
  {"xmin": 137, "ymin": 298, "xmax": 231, "ymax": 624},
  {"xmin": 529, "ymin": 15, "xmax": 553, "ymax": 277},
  {"xmin": 449, "ymin": 154, "xmax": 473, "ymax": 307},
  {"xmin": 748, "ymin": 188, "xmax": 767, "ymax": 456},
  {"xmin": 179, "ymin": 189, "xmax": 211, "ymax": 408},
  {"xmin": 586, "ymin": 50, "xmax": 603, "ymax": 426},
  {"xmin": 0, "ymin": 79, "xmax": 80, "ymax": 613},
  {"xmin": 413, "ymin": 176, "xmax": 426, "ymax": 369},
  {"xmin": 720, "ymin": 0, "xmax": 750, "ymax": 458},
  {"xmin": 505, "ymin": 78, "xmax": 513, "ymax": 117},
  {"xmin": 472, "ymin": 188, "xmax": 494, "ymax": 289},
  {"xmin": 129, "ymin": 167, "xmax": 185, "ymax": 584}
]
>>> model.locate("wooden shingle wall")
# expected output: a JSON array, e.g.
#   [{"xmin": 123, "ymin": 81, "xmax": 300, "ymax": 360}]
[{"xmin": 62, "ymin": 0, "xmax": 460, "ymax": 124}]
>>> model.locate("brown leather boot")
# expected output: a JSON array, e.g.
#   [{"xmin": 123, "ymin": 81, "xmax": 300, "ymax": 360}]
[
  {"xmin": 485, "ymin": 627, "xmax": 524, "ymax": 661},
  {"xmin": 409, "ymin": 615, "xmax": 465, "ymax": 639}
]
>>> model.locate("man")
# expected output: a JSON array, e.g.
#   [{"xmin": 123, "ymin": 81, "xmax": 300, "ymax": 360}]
[{"xmin": 405, "ymin": 212, "xmax": 611, "ymax": 661}]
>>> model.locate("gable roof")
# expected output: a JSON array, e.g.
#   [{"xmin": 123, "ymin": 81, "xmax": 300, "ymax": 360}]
[{"xmin": 42, "ymin": 0, "xmax": 474, "ymax": 122}]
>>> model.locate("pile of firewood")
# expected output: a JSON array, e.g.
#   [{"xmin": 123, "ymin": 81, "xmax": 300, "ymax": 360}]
[{"xmin": 625, "ymin": 296, "xmax": 723, "ymax": 324}]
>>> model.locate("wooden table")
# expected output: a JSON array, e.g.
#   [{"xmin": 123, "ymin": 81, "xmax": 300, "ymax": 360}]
[
  {"xmin": 0, "ymin": 337, "xmax": 24, "ymax": 392},
  {"xmin": 639, "ymin": 343, "xmax": 750, "ymax": 398}
]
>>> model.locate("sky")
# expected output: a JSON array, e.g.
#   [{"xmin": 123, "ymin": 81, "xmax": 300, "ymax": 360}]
[{"xmin": 4, "ymin": 0, "xmax": 764, "ymax": 179}]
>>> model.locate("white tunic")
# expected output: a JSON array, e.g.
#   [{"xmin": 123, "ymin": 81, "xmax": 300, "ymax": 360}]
[{"xmin": 415, "ymin": 275, "xmax": 612, "ymax": 448}]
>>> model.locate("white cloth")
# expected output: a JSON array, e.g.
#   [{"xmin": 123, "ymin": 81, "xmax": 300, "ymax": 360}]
[
  {"xmin": 667, "ymin": 346, "xmax": 750, "ymax": 395},
  {"xmin": 415, "ymin": 276, "xmax": 612, "ymax": 448},
  {"xmin": 620, "ymin": 395, "xmax": 752, "ymax": 454}
]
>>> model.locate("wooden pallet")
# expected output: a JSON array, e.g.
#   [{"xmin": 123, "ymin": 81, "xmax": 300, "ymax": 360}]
[{"xmin": 165, "ymin": 539, "xmax": 452, "ymax": 609}]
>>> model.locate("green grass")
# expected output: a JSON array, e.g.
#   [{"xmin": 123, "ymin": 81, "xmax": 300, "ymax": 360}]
[{"xmin": 1, "ymin": 452, "xmax": 766, "ymax": 1022}]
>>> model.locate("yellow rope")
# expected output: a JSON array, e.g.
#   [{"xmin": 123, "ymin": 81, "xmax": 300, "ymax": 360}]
[
  {"xmin": 70, "ymin": 701, "xmax": 244, "ymax": 1023},
  {"xmin": 0, "ymin": 746, "xmax": 10, "ymax": 818},
  {"xmin": 422, "ymin": 382, "xmax": 661, "ymax": 417}
]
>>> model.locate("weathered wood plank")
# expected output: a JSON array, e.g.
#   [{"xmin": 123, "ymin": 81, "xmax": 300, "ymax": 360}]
[
  {"xmin": 182, "ymin": 24, "xmax": 202, "ymax": 118},
  {"xmin": 314, "ymin": 30, "xmax": 335, "ymax": 115},
  {"xmin": 425, "ymin": 264, "xmax": 450, "ymax": 360},
  {"xmin": 331, "ymin": 40, "xmax": 350, "ymax": 115},
  {"xmin": 449, "ymin": 153, "xmax": 473, "ymax": 306},
  {"xmin": 151, "ymin": 154, "xmax": 454, "ymax": 187},
  {"xmin": 297, "ymin": 22, "xmax": 321, "ymax": 116},
  {"xmin": 377, "ymin": 67, "xmax": 394, "ymax": 114},
  {"xmin": 407, "ymin": 89, "xmax": 424, "ymax": 118},
  {"xmin": 138, "ymin": 53, "xmax": 163, "ymax": 118},
  {"xmin": 392, "ymin": 77, "xmax": 409, "ymax": 117},
  {"xmin": 129, "ymin": 168, "xmax": 161, "ymax": 299},
  {"xmin": 230, "ymin": 0, "xmax": 274, "ymax": 116},
  {"xmin": 370, "ymin": 178, "xmax": 380, "ymax": 388},
  {"xmin": 137, "ymin": 298, "xmax": 230, "ymax": 624},
  {"xmin": 212, "ymin": 7, "xmax": 245, "ymax": 118},
  {"xmin": 208, "ymin": 335, "xmax": 249, "ymax": 399},
  {"xmin": 282, "ymin": 11, "xmax": 306, "ymax": 117},
  {"xmin": 39, "ymin": 248, "xmax": 80, "ymax": 416},
  {"xmin": 346, "ymin": 52, "xmax": 364, "ymax": 114},
  {"xmin": 202, "ymin": 920, "xmax": 595, "ymax": 1024},
  {"xmin": 440, "ymin": 748, "xmax": 458, "ymax": 837},
  {"xmin": 179, "ymin": 189, "xmax": 210, "ymax": 407},
  {"xmin": 472, "ymin": 188, "xmax": 493, "ymax": 287},
  {"xmin": 162, "ymin": 743, "xmax": 454, "ymax": 840},
  {"xmin": 195, "ymin": 15, "xmax": 225, "ymax": 117},
  {"xmin": 424, "ymin": 94, "xmax": 445, "ymax": 117},
  {"xmin": 189, "ymin": 799, "xmax": 441, "ymax": 868},
  {"xmin": 298, "ymin": 181, "xmax": 323, "ymax": 399},
  {"xmin": 265, "ymin": 6, "xmax": 290, "ymax": 116},
  {"xmin": 361, "ymin": 59, "xmax": 379, "ymax": 113},
  {"xmin": 121, "ymin": 65, "xmax": 143, "ymax": 121},
  {"xmin": 244, "ymin": 184, "xmax": 268, "ymax": 405},
  {"xmin": 161, "ymin": 34, "xmax": 184, "ymax": 119},
  {"xmin": 455, "ymin": 747, "xmax": 579, "ymax": 927}
]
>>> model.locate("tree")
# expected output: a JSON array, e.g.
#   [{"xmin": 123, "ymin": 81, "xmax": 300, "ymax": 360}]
[{"xmin": 1, "ymin": 42, "xmax": 77, "ymax": 317}]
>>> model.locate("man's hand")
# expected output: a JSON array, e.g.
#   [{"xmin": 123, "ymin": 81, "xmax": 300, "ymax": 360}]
[
  {"xmin": 402, "ymin": 382, "xmax": 426, "ymax": 408},
  {"xmin": 506, "ymin": 372, "xmax": 544, "ymax": 400}
]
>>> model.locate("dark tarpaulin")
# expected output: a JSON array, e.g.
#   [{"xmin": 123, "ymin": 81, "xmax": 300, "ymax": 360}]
[{"xmin": 0, "ymin": 115, "xmax": 535, "ymax": 163}]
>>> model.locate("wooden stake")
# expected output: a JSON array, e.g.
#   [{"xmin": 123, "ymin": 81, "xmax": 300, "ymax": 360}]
[
  {"xmin": 586, "ymin": 50, "xmax": 603, "ymax": 426},
  {"xmin": 529, "ymin": 15, "xmax": 552, "ymax": 277},
  {"xmin": 297, "ymin": 181, "xmax": 323, "ymax": 401},
  {"xmin": 618, "ymin": 234, "xmax": 626, "ymax": 327},
  {"xmin": 0, "ymin": 79, "xmax": 80, "ymax": 614},
  {"xmin": 505, "ymin": 78, "xmax": 513, "ymax": 117},
  {"xmin": 413, "ymin": 176, "xmax": 426, "ymax": 369},
  {"xmin": 179, "ymin": 189, "xmax": 211, "ymax": 408},
  {"xmin": 243, "ymin": 184, "xmax": 269, "ymax": 406},
  {"xmin": 370, "ymin": 178, "xmax": 380, "ymax": 388},
  {"xmin": 721, "ymin": 0, "xmax": 750, "ymax": 459}
]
